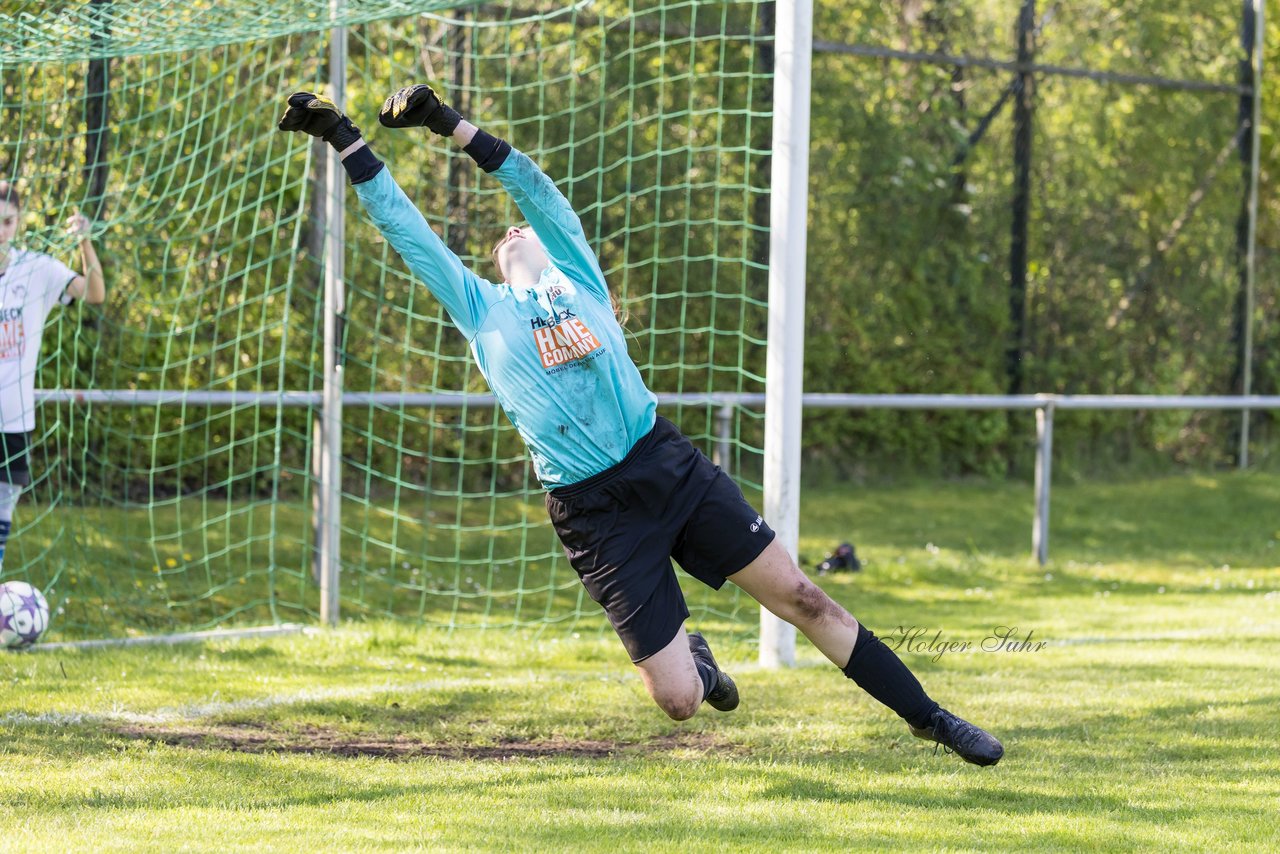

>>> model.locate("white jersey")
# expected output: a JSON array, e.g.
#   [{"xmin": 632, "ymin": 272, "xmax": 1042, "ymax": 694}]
[{"xmin": 0, "ymin": 248, "xmax": 76, "ymax": 433}]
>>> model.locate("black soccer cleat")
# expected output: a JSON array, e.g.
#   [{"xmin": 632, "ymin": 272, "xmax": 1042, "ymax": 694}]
[
  {"xmin": 687, "ymin": 631, "xmax": 739, "ymax": 712},
  {"xmin": 909, "ymin": 707, "xmax": 1004, "ymax": 766}
]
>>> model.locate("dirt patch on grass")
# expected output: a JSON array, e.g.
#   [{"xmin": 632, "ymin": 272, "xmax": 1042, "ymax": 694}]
[{"xmin": 112, "ymin": 723, "xmax": 735, "ymax": 761}]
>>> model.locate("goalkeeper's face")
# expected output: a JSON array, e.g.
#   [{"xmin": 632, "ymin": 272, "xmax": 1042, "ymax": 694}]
[
  {"xmin": 491, "ymin": 225, "xmax": 550, "ymax": 285},
  {"xmin": 0, "ymin": 201, "xmax": 17, "ymax": 249}
]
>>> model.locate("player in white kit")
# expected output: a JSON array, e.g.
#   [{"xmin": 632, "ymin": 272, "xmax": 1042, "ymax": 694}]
[{"xmin": 0, "ymin": 182, "xmax": 106, "ymax": 572}]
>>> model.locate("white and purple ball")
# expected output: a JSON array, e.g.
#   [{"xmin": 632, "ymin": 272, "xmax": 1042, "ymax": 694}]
[{"xmin": 0, "ymin": 580, "xmax": 50, "ymax": 649}]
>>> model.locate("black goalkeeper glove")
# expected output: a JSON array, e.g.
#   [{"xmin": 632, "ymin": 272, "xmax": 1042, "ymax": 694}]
[
  {"xmin": 277, "ymin": 92, "xmax": 363, "ymax": 151},
  {"xmin": 379, "ymin": 84, "xmax": 462, "ymax": 135}
]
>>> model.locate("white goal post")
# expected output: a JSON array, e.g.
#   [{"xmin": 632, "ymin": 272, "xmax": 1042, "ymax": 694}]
[{"xmin": 762, "ymin": 0, "xmax": 814, "ymax": 668}]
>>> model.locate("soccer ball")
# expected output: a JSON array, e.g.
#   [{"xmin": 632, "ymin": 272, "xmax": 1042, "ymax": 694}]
[{"xmin": 0, "ymin": 580, "xmax": 50, "ymax": 649}]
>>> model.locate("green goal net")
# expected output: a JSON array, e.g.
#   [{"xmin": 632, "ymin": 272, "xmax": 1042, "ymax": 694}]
[{"xmin": 0, "ymin": 0, "xmax": 773, "ymax": 642}]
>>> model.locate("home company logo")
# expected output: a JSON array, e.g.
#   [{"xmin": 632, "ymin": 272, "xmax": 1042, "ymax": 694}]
[{"xmin": 531, "ymin": 316, "xmax": 602, "ymax": 369}]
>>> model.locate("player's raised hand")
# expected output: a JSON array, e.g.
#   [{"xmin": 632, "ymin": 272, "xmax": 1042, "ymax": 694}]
[
  {"xmin": 277, "ymin": 92, "xmax": 362, "ymax": 150},
  {"xmin": 379, "ymin": 84, "xmax": 461, "ymax": 136},
  {"xmin": 65, "ymin": 211, "xmax": 91, "ymax": 239}
]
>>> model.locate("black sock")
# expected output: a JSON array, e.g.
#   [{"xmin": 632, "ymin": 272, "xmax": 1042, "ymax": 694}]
[
  {"xmin": 691, "ymin": 654, "xmax": 717, "ymax": 701},
  {"xmin": 340, "ymin": 145, "xmax": 384, "ymax": 185},
  {"xmin": 842, "ymin": 623, "xmax": 939, "ymax": 729}
]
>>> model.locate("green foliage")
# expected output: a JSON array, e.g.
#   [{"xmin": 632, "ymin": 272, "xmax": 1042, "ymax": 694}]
[{"xmin": 802, "ymin": 0, "xmax": 1277, "ymax": 475}]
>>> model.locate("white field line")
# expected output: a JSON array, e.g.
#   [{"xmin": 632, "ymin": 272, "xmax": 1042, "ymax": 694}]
[
  {"xmin": 0, "ymin": 674, "xmax": 554, "ymax": 728},
  {"xmin": 892, "ymin": 625, "xmax": 1280, "ymax": 652},
  {"xmin": 1050, "ymin": 625, "xmax": 1280, "ymax": 646},
  {"xmin": 769, "ymin": 625, "xmax": 1280, "ymax": 667},
  {"xmin": 33, "ymin": 624, "xmax": 313, "ymax": 651}
]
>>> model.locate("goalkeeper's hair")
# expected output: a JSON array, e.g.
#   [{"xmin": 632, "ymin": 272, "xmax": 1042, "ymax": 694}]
[
  {"xmin": 0, "ymin": 182, "xmax": 21, "ymax": 209},
  {"xmin": 610, "ymin": 291, "xmax": 631, "ymax": 330}
]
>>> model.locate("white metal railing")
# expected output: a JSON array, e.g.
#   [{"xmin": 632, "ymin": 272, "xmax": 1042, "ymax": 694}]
[
  {"xmin": 37, "ymin": 389, "xmax": 1280, "ymax": 569},
  {"xmin": 35, "ymin": 388, "xmax": 1280, "ymax": 413}
]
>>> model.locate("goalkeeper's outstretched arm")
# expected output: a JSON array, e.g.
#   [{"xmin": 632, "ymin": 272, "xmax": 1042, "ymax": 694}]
[
  {"xmin": 276, "ymin": 92, "xmax": 498, "ymax": 340},
  {"xmin": 379, "ymin": 85, "xmax": 610, "ymax": 302}
]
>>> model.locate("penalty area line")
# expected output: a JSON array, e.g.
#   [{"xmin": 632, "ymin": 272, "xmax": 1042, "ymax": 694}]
[
  {"xmin": 0, "ymin": 673, "xmax": 577, "ymax": 728},
  {"xmin": 1050, "ymin": 626, "xmax": 1280, "ymax": 646},
  {"xmin": 32, "ymin": 623, "xmax": 314, "ymax": 651}
]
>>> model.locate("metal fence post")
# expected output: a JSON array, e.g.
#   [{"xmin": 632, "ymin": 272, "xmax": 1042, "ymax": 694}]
[
  {"xmin": 1238, "ymin": 0, "xmax": 1265, "ymax": 468},
  {"xmin": 1032, "ymin": 401, "xmax": 1055, "ymax": 565}
]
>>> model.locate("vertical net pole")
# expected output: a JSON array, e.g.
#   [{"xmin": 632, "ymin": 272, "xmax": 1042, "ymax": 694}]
[
  {"xmin": 761, "ymin": 0, "xmax": 812, "ymax": 668},
  {"xmin": 319, "ymin": 9, "xmax": 347, "ymax": 626},
  {"xmin": 1239, "ymin": 0, "xmax": 1264, "ymax": 468}
]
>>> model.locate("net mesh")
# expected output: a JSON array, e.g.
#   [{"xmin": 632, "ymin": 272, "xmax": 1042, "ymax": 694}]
[{"xmin": 0, "ymin": 0, "xmax": 773, "ymax": 640}]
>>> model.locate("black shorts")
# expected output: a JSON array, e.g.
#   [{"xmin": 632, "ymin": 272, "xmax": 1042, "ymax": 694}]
[
  {"xmin": 0, "ymin": 432, "xmax": 31, "ymax": 487},
  {"xmin": 546, "ymin": 416, "xmax": 776, "ymax": 662}
]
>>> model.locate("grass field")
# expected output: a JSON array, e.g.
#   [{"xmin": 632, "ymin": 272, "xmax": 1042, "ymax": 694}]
[{"xmin": 2, "ymin": 473, "xmax": 1279, "ymax": 851}]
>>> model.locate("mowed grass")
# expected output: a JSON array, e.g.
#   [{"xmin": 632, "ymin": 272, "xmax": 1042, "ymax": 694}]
[{"xmin": 1, "ymin": 472, "xmax": 1279, "ymax": 851}]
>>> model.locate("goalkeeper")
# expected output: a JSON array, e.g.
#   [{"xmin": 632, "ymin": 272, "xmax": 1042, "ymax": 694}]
[{"xmin": 278, "ymin": 87, "xmax": 1003, "ymax": 766}]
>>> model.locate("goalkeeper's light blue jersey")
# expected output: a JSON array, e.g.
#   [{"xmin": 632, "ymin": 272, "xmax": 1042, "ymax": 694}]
[{"xmin": 353, "ymin": 148, "xmax": 657, "ymax": 488}]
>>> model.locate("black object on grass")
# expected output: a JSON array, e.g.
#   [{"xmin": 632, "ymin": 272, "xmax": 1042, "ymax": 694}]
[{"xmin": 817, "ymin": 542, "xmax": 861, "ymax": 575}]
